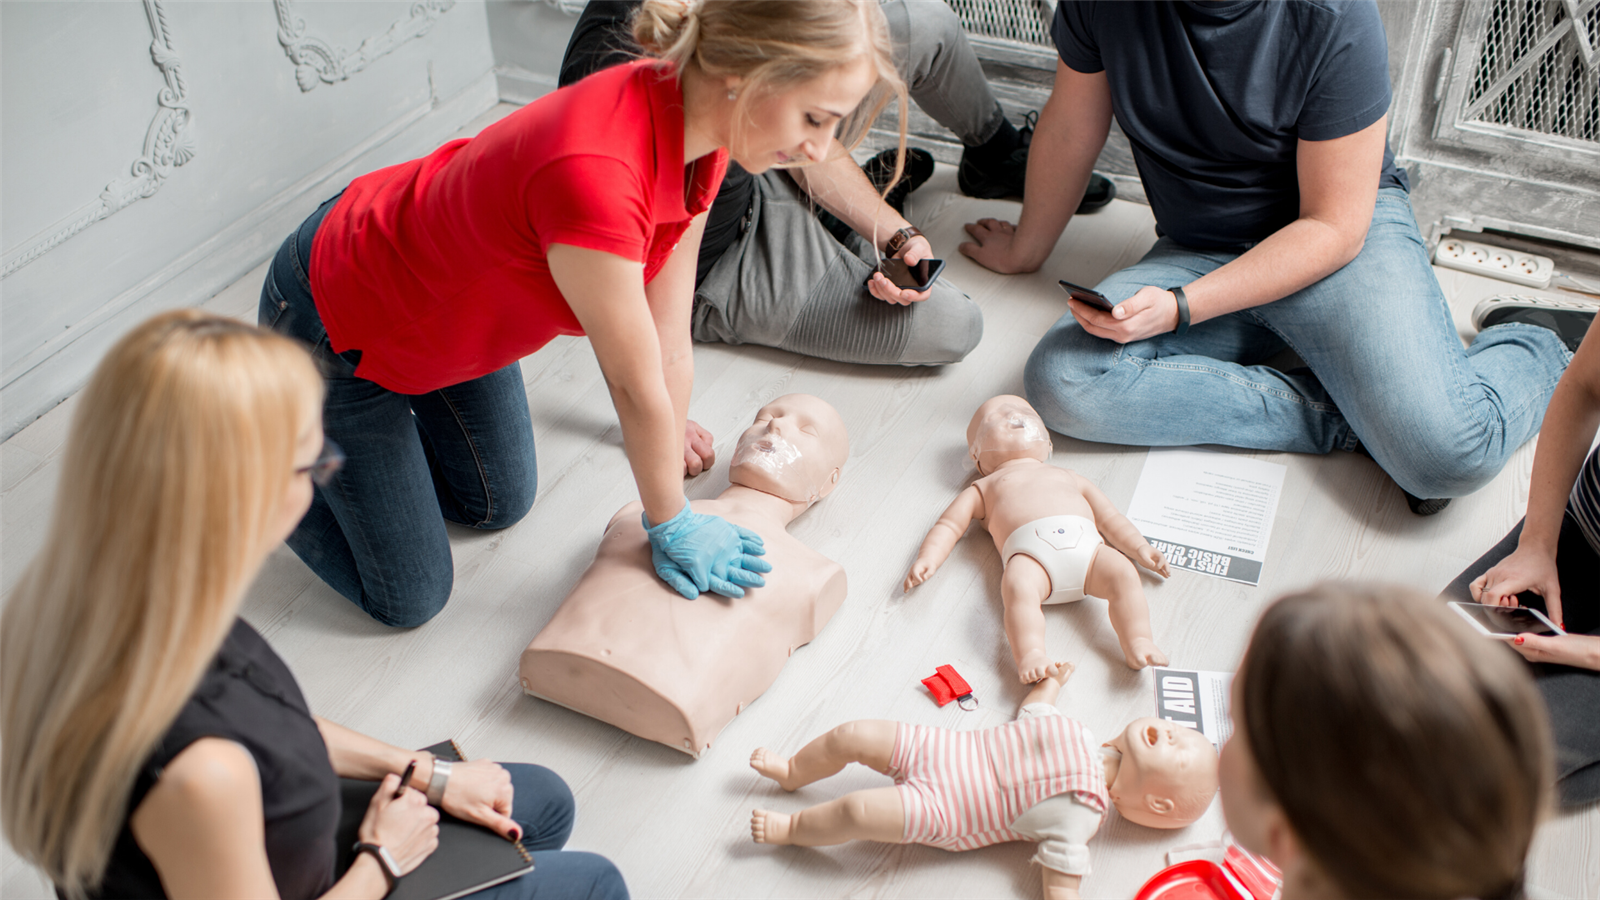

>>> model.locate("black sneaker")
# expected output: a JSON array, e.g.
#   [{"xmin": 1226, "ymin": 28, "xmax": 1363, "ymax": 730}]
[
  {"xmin": 1352, "ymin": 441, "xmax": 1451, "ymax": 516},
  {"xmin": 861, "ymin": 147, "xmax": 935, "ymax": 214},
  {"xmin": 1472, "ymin": 294, "xmax": 1599, "ymax": 352},
  {"xmin": 957, "ymin": 110, "xmax": 1116, "ymax": 213}
]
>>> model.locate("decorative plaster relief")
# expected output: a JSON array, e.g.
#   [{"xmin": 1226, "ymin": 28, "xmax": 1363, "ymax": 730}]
[
  {"xmin": 2, "ymin": 0, "xmax": 194, "ymax": 280},
  {"xmin": 274, "ymin": 0, "xmax": 457, "ymax": 92}
]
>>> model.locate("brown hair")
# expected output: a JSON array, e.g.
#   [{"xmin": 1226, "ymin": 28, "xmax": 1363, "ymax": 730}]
[
  {"xmin": 1238, "ymin": 583, "xmax": 1551, "ymax": 900},
  {"xmin": 633, "ymin": 0, "xmax": 909, "ymax": 183},
  {"xmin": 1, "ymin": 311, "xmax": 323, "ymax": 898}
]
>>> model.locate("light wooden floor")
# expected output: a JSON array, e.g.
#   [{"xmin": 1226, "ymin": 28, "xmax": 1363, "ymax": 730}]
[{"xmin": 5, "ymin": 106, "xmax": 1597, "ymax": 899}]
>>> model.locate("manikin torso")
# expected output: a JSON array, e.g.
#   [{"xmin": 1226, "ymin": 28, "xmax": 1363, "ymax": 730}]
[
  {"xmin": 973, "ymin": 461, "xmax": 1098, "ymax": 551},
  {"xmin": 521, "ymin": 395, "xmax": 849, "ymax": 758}
]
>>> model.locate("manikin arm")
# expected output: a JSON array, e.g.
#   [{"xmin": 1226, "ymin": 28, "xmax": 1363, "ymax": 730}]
[
  {"xmin": 1019, "ymin": 663, "xmax": 1084, "ymax": 899},
  {"xmin": 1042, "ymin": 867, "xmax": 1083, "ymax": 900},
  {"xmin": 904, "ymin": 485, "xmax": 986, "ymax": 590},
  {"xmin": 1078, "ymin": 476, "xmax": 1170, "ymax": 577}
]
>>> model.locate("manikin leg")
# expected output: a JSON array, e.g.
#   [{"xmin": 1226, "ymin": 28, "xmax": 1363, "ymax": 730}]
[
  {"xmin": 1084, "ymin": 546, "xmax": 1168, "ymax": 669},
  {"xmin": 750, "ymin": 720, "xmax": 905, "ymax": 846},
  {"xmin": 1002, "ymin": 555, "xmax": 1055, "ymax": 683}
]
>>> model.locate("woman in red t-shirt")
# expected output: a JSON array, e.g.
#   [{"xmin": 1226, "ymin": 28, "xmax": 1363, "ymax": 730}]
[{"xmin": 259, "ymin": 0, "xmax": 908, "ymax": 627}]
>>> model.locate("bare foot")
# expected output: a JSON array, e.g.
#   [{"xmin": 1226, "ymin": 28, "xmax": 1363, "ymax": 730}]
[
  {"xmin": 750, "ymin": 748, "xmax": 802, "ymax": 791},
  {"xmin": 751, "ymin": 808, "xmax": 795, "ymax": 845},
  {"xmin": 1043, "ymin": 660, "xmax": 1076, "ymax": 686},
  {"xmin": 1017, "ymin": 649, "xmax": 1054, "ymax": 684},
  {"xmin": 1122, "ymin": 637, "xmax": 1169, "ymax": 670}
]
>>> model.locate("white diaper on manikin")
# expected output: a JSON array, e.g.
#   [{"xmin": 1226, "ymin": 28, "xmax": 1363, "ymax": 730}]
[{"xmin": 1001, "ymin": 515, "xmax": 1104, "ymax": 604}]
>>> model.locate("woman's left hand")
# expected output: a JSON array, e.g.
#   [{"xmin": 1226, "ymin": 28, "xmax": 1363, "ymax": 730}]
[
  {"xmin": 684, "ymin": 420, "xmax": 715, "ymax": 477},
  {"xmin": 439, "ymin": 760, "xmax": 521, "ymax": 841},
  {"xmin": 1510, "ymin": 632, "xmax": 1600, "ymax": 670},
  {"xmin": 867, "ymin": 235, "xmax": 935, "ymax": 306},
  {"xmin": 1070, "ymin": 285, "xmax": 1179, "ymax": 344}
]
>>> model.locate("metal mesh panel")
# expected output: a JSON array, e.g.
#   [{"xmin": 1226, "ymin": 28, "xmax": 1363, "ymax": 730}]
[
  {"xmin": 943, "ymin": 0, "xmax": 1055, "ymax": 47},
  {"xmin": 1465, "ymin": 0, "xmax": 1600, "ymax": 142}
]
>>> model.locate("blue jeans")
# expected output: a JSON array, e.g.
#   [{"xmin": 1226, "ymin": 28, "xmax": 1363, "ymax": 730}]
[
  {"xmin": 260, "ymin": 195, "xmax": 538, "ymax": 626},
  {"xmin": 1023, "ymin": 188, "xmax": 1572, "ymax": 498},
  {"xmin": 469, "ymin": 764, "xmax": 629, "ymax": 900}
]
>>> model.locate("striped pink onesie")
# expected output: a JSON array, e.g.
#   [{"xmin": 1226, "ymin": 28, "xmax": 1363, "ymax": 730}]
[{"xmin": 889, "ymin": 714, "xmax": 1108, "ymax": 851}]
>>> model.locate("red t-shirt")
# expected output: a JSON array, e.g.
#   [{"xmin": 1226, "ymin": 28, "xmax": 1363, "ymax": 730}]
[{"xmin": 310, "ymin": 60, "xmax": 728, "ymax": 394}]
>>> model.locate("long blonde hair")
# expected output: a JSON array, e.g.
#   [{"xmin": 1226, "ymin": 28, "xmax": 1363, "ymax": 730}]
[
  {"xmin": 633, "ymin": 0, "xmax": 910, "ymax": 185},
  {"xmin": 1, "ymin": 310, "xmax": 324, "ymax": 898}
]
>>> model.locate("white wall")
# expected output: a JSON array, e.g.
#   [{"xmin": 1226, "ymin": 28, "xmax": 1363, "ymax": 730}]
[{"xmin": 1, "ymin": 0, "xmax": 501, "ymax": 439}]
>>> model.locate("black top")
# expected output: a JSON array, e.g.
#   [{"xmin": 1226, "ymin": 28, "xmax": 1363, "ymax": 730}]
[
  {"xmin": 1053, "ymin": 0, "xmax": 1405, "ymax": 250},
  {"xmin": 86, "ymin": 619, "xmax": 340, "ymax": 900},
  {"xmin": 560, "ymin": 0, "xmax": 754, "ymax": 286}
]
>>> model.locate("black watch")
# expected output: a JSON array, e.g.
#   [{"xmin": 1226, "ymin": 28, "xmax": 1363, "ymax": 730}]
[
  {"xmin": 1168, "ymin": 285, "xmax": 1191, "ymax": 336},
  {"xmin": 353, "ymin": 841, "xmax": 401, "ymax": 892}
]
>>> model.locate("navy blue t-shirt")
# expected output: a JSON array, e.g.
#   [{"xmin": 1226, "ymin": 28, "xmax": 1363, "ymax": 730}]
[{"xmin": 1053, "ymin": 0, "xmax": 1406, "ymax": 251}]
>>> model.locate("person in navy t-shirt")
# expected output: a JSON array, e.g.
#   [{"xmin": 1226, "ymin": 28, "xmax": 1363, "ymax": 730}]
[{"xmin": 960, "ymin": 0, "xmax": 1589, "ymax": 514}]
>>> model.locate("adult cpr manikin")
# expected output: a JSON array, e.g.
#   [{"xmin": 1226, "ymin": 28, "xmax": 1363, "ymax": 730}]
[{"xmin": 520, "ymin": 395, "xmax": 848, "ymax": 756}]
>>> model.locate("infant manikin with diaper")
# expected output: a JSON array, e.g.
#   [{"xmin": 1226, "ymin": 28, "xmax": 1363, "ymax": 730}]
[
  {"xmin": 904, "ymin": 395, "xmax": 1171, "ymax": 679},
  {"xmin": 748, "ymin": 662, "xmax": 1218, "ymax": 900}
]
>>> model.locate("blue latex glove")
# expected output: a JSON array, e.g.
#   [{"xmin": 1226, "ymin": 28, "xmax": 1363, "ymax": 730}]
[{"xmin": 643, "ymin": 502, "xmax": 771, "ymax": 599}]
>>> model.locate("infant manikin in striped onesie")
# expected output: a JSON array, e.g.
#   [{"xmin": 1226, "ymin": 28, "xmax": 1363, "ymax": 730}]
[{"xmin": 750, "ymin": 662, "xmax": 1218, "ymax": 898}]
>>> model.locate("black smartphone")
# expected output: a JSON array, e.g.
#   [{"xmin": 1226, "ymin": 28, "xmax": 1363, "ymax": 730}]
[
  {"xmin": 1058, "ymin": 279, "xmax": 1116, "ymax": 312},
  {"xmin": 1448, "ymin": 601, "xmax": 1564, "ymax": 638},
  {"xmin": 877, "ymin": 257, "xmax": 946, "ymax": 290}
]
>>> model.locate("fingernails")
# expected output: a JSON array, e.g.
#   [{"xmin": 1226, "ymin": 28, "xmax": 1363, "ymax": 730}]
[
  {"xmin": 511, "ymin": 828, "xmax": 522, "ymax": 842},
  {"xmin": 1514, "ymin": 635, "xmax": 1525, "ymax": 645}
]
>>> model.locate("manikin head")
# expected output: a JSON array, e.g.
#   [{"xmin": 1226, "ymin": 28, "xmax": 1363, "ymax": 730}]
[
  {"xmin": 1105, "ymin": 717, "xmax": 1219, "ymax": 829},
  {"xmin": 729, "ymin": 394, "xmax": 849, "ymax": 508},
  {"xmin": 966, "ymin": 395, "xmax": 1053, "ymax": 476}
]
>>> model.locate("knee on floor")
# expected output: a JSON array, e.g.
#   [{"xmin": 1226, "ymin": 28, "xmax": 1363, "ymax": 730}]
[
  {"xmin": 1021, "ymin": 346, "xmax": 1116, "ymax": 442},
  {"xmin": 1388, "ymin": 451, "xmax": 1504, "ymax": 500},
  {"xmin": 900, "ymin": 294, "xmax": 983, "ymax": 365},
  {"xmin": 363, "ymin": 576, "xmax": 452, "ymax": 628}
]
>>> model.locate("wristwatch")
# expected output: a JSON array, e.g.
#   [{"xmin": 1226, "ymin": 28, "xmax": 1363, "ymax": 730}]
[
  {"xmin": 426, "ymin": 758, "xmax": 452, "ymax": 806},
  {"xmin": 884, "ymin": 225, "xmax": 923, "ymax": 259},
  {"xmin": 353, "ymin": 841, "xmax": 401, "ymax": 892},
  {"xmin": 1168, "ymin": 285, "xmax": 1191, "ymax": 336}
]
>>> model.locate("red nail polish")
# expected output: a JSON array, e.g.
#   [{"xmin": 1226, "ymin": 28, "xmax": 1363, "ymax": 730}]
[{"xmin": 1514, "ymin": 635, "xmax": 1525, "ymax": 645}]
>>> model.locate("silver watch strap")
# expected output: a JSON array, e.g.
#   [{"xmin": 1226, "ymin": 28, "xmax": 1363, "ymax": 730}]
[{"xmin": 425, "ymin": 757, "xmax": 451, "ymax": 806}]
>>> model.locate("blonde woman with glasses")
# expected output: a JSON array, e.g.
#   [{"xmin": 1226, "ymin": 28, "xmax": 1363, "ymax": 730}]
[{"xmin": 1, "ymin": 311, "xmax": 626, "ymax": 900}]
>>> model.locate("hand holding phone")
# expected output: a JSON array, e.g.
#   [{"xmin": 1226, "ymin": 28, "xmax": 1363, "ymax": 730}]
[
  {"xmin": 877, "ymin": 257, "xmax": 946, "ymax": 290},
  {"xmin": 1058, "ymin": 279, "xmax": 1115, "ymax": 312},
  {"xmin": 1447, "ymin": 601, "xmax": 1565, "ymax": 638}
]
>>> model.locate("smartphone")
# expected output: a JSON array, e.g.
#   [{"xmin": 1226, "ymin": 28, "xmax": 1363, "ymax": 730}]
[
  {"xmin": 1447, "ymin": 601, "xmax": 1565, "ymax": 638},
  {"xmin": 1058, "ymin": 279, "xmax": 1116, "ymax": 312},
  {"xmin": 877, "ymin": 257, "xmax": 946, "ymax": 290}
]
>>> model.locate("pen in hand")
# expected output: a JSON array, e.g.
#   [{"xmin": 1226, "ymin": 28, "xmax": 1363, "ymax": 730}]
[{"xmin": 394, "ymin": 759, "xmax": 418, "ymax": 799}]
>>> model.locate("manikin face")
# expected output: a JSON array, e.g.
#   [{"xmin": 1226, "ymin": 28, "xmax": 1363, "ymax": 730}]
[
  {"xmin": 1106, "ymin": 716, "xmax": 1219, "ymax": 829},
  {"xmin": 729, "ymin": 394, "xmax": 848, "ymax": 505},
  {"xmin": 966, "ymin": 395, "xmax": 1053, "ymax": 474},
  {"xmin": 728, "ymin": 57, "xmax": 879, "ymax": 174}
]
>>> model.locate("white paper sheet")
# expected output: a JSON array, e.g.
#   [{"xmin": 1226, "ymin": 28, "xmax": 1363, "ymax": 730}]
[
  {"xmin": 1153, "ymin": 667, "xmax": 1234, "ymax": 745},
  {"xmin": 1125, "ymin": 448, "xmax": 1286, "ymax": 585}
]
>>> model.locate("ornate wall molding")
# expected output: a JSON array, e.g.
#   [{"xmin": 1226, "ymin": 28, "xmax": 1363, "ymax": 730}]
[
  {"xmin": 2, "ymin": 0, "xmax": 194, "ymax": 280},
  {"xmin": 274, "ymin": 0, "xmax": 456, "ymax": 92}
]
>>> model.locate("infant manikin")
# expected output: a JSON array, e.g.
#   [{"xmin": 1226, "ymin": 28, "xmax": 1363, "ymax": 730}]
[
  {"xmin": 904, "ymin": 395, "xmax": 1171, "ymax": 680},
  {"xmin": 749, "ymin": 662, "xmax": 1218, "ymax": 900},
  {"xmin": 520, "ymin": 395, "xmax": 849, "ymax": 757}
]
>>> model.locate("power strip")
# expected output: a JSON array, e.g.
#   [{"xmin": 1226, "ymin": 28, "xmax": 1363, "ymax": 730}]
[{"xmin": 1433, "ymin": 237, "xmax": 1554, "ymax": 289}]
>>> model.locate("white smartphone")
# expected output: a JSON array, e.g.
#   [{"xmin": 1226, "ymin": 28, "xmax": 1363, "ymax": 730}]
[{"xmin": 1447, "ymin": 601, "xmax": 1565, "ymax": 638}]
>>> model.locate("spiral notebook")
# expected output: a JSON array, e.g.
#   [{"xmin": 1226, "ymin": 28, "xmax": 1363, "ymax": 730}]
[{"xmin": 335, "ymin": 740, "xmax": 534, "ymax": 900}]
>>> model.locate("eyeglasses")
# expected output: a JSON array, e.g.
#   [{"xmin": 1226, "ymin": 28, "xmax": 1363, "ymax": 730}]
[{"xmin": 295, "ymin": 439, "xmax": 345, "ymax": 486}]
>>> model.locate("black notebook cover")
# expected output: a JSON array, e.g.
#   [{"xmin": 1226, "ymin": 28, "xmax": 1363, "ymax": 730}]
[{"xmin": 334, "ymin": 740, "xmax": 534, "ymax": 900}]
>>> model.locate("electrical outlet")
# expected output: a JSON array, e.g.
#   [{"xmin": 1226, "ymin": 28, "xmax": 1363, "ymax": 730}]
[{"xmin": 1432, "ymin": 237, "xmax": 1553, "ymax": 288}]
